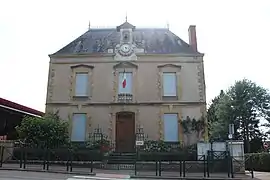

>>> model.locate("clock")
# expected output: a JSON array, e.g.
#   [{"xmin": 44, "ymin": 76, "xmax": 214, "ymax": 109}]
[
  {"xmin": 118, "ymin": 43, "xmax": 133, "ymax": 56},
  {"xmin": 120, "ymin": 44, "xmax": 131, "ymax": 53}
]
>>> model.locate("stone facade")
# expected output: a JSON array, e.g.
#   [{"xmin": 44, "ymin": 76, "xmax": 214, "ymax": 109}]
[{"xmin": 45, "ymin": 22, "xmax": 207, "ymax": 148}]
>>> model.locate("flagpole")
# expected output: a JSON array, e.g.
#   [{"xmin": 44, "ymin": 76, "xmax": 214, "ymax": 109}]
[{"xmin": 124, "ymin": 69, "xmax": 126, "ymax": 104}]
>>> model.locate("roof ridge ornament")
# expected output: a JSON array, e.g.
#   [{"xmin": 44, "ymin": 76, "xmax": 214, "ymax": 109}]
[{"xmin": 166, "ymin": 21, "xmax": 170, "ymax": 30}]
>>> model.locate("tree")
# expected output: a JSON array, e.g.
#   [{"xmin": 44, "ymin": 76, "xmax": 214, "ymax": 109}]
[
  {"xmin": 208, "ymin": 79, "xmax": 270, "ymax": 152},
  {"xmin": 207, "ymin": 90, "xmax": 225, "ymax": 140},
  {"xmin": 211, "ymin": 93, "xmax": 238, "ymax": 140},
  {"xmin": 16, "ymin": 113, "xmax": 70, "ymax": 148}
]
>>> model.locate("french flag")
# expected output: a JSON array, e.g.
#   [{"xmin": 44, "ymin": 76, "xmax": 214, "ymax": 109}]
[{"xmin": 122, "ymin": 73, "xmax": 127, "ymax": 88}]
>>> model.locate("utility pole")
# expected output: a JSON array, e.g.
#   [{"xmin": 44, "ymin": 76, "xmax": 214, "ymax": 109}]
[
  {"xmin": 228, "ymin": 123, "xmax": 235, "ymax": 178},
  {"xmin": 228, "ymin": 124, "xmax": 235, "ymax": 155}
]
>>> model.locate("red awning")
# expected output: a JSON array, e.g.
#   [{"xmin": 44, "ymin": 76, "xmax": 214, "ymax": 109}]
[{"xmin": 0, "ymin": 97, "xmax": 44, "ymax": 117}]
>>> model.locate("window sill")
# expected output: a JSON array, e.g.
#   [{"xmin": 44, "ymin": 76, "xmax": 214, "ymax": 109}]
[
  {"xmin": 73, "ymin": 96, "xmax": 89, "ymax": 100},
  {"xmin": 163, "ymin": 141, "xmax": 181, "ymax": 144},
  {"xmin": 162, "ymin": 96, "xmax": 178, "ymax": 101},
  {"xmin": 70, "ymin": 141, "xmax": 87, "ymax": 146}
]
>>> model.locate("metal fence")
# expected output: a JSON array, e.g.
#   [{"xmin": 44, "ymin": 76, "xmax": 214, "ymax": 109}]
[
  {"xmin": 0, "ymin": 145, "xmax": 252, "ymax": 178},
  {"xmin": 0, "ymin": 145, "xmax": 102, "ymax": 174}
]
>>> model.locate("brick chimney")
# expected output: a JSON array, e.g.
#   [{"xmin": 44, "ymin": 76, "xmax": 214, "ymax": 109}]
[{"xmin": 188, "ymin": 25, "xmax": 197, "ymax": 52}]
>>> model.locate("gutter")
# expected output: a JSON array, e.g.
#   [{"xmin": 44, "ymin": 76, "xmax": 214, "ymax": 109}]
[{"xmin": 0, "ymin": 104, "xmax": 42, "ymax": 117}]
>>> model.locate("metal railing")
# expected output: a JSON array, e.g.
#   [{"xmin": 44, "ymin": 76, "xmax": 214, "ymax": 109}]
[
  {"xmin": 0, "ymin": 146, "xmax": 253, "ymax": 179},
  {"xmin": 117, "ymin": 93, "xmax": 133, "ymax": 102}
]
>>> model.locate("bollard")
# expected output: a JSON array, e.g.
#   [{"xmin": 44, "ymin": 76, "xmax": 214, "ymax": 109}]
[
  {"xmin": 158, "ymin": 160, "xmax": 161, "ymax": 176},
  {"xmin": 250, "ymin": 156, "xmax": 254, "ymax": 178},
  {"xmin": 203, "ymin": 155, "xmax": 206, "ymax": 177},
  {"xmin": 155, "ymin": 160, "xmax": 158, "ymax": 176},
  {"xmin": 43, "ymin": 149, "xmax": 46, "ymax": 170},
  {"xmin": 19, "ymin": 147, "xmax": 23, "ymax": 169},
  {"xmin": 179, "ymin": 160, "xmax": 182, "ymax": 177},
  {"xmin": 230, "ymin": 156, "xmax": 234, "ymax": 178},
  {"xmin": 227, "ymin": 152, "xmax": 230, "ymax": 178},
  {"xmin": 70, "ymin": 151, "xmax": 73, "ymax": 172},
  {"xmin": 134, "ymin": 148, "xmax": 138, "ymax": 176},
  {"xmin": 206, "ymin": 155, "xmax": 210, "ymax": 177},
  {"xmin": 183, "ymin": 161, "xmax": 186, "ymax": 177},
  {"xmin": 66, "ymin": 158, "xmax": 69, "ymax": 172},
  {"xmin": 23, "ymin": 148, "xmax": 26, "ymax": 169},
  {"xmin": 0, "ymin": 146, "xmax": 2, "ymax": 168},
  {"xmin": 134, "ymin": 156, "xmax": 137, "ymax": 176},
  {"xmin": 251, "ymin": 170, "xmax": 254, "ymax": 178},
  {"xmin": 90, "ymin": 159, "xmax": 93, "ymax": 173},
  {"xmin": 67, "ymin": 150, "xmax": 72, "ymax": 172},
  {"xmin": 0, "ymin": 146, "xmax": 4, "ymax": 168},
  {"xmin": 46, "ymin": 149, "xmax": 50, "ymax": 171}
]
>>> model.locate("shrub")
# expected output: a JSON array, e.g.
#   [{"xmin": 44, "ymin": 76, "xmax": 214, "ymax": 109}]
[
  {"xmin": 87, "ymin": 139, "xmax": 110, "ymax": 151},
  {"xmin": 141, "ymin": 140, "xmax": 182, "ymax": 152},
  {"xmin": 15, "ymin": 113, "xmax": 70, "ymax": 148},
  {"xmin": 138, "ymin": 140, "xmax": 197, "ymax": 161},
  {"xmin": 12, "ymin": 147, "xmax": 103, "ymax": 161},
  {"xmin": 245, "ymin": 153, "xmax": 270, "ymax": 172}
]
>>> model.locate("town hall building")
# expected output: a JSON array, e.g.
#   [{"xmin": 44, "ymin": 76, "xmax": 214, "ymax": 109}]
[{"xmin": 45, "ymin": 21, "xmax": 207, "ymax": 152}]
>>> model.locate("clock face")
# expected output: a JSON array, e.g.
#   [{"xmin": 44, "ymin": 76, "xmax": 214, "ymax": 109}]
[
  {"xmin": 120, "ymin": 44, "xmax": 131, "ymax": 53},
  {"xmin": 118, "ymin": 44, "xmax": 133, "ymax": 56}
]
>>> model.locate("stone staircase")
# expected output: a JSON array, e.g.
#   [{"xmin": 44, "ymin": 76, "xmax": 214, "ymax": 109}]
[
  {"xmin": 107, "ymin": 152, "xmax": 136, "ymax": 164},
  {"xmin": 104, "ymin": 152, "xmax": 136, "ymax": 169}
]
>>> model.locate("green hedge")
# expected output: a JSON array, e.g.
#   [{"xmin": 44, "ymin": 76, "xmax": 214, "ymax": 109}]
[
  {"xmin": 245, "ymin": 153, "xmax": 270, "ymax": 172},
  {"xmin": 138, "ymin": 151, "xmax": 197, "ymax": 161},
  {"xmin": 12, "ymin": 147, "xmax": 103, "ymax": 161}
]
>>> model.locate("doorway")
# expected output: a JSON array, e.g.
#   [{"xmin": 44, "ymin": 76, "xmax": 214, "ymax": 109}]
[{"xmin": 116, "ymin": 112, "xmax": 135, "ymax": 152}]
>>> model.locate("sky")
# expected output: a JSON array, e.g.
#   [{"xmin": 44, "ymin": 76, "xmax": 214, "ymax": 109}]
[{"xmin": 0, "ymin": 0, "xmax": 270, "ymax": 112}]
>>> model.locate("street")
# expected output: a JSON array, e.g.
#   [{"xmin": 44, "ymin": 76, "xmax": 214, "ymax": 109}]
[
  {"xmin": 0, "ymin": 169, "xmax": 269, "ymax": 180},
  {"xmin": 0, "ymin": 171, "xmax": 132, "ymax": 180},
  {"xmin": 0, "ymin": 170, "xmax": 72, "ymax": 180}
]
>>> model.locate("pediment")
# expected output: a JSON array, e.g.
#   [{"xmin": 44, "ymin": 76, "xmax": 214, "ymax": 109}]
[
  {"xmin": 70, "ymin": 64, "xmax": 94, "ymax": 69},
  {"xmin": 113, "ymin": 62, "xmax": 138, "ymax": 69},
  {"xmin": 157, "ymin": 64, "xmax": 181, "ymax": 69}
]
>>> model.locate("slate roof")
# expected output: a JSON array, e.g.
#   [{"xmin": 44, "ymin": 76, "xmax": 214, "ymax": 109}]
[{"xmin": 52, "ymin": 22, "xmax": 200, "ymax": 55}]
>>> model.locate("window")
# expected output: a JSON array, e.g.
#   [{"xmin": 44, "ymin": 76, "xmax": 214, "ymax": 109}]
[
  {"xmin": 71, "ymin": 114, "xmax": 86, "ymax": 142},
  {"xmin": 75, "ymin": 72, "xmax": 88, "ymax": 96},
  {"xmin": 163, "ymin": 72, "xmax": 177, "ymax": 96},
  {"xmin": 163, "ymin": 114, "xmax": 179, "ymax": 142},
  {"xmin": 118, "ymin": 72, "xmax": 132, "ymax": 94}
]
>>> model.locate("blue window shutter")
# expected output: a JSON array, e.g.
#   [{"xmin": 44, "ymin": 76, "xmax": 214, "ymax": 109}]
[
  {"xmin": 163, "ymin": 114, "xmax": 179, "ymax": 142},
  {"xmin": 75, "ymin": 73, "xmax": 88, "ymax": 96},
  {"xmin": 71, "ymin": 114, "xmax": 86, "ymax": 142},
  {"xmin": 163, "ymin": 73, "xmax": 177, "ymax": 96},
  {"xmin": 118, "ymin": 72, "xmax": 132, "ymax": 93}
]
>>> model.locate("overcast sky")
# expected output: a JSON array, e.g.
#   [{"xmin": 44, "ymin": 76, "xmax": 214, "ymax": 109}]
[{"xmin": 0, "ymin": 0, "xmax": 269, "ymax": 112}]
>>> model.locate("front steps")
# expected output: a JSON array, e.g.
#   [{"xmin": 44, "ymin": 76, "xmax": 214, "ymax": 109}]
[{"xmin": 107, "ymin": 152, "xmax": 136, "ymax": 164}]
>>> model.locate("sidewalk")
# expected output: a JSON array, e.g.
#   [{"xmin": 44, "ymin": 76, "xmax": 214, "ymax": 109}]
[
  {"xmin": 251, "ymin": 171, "xmax": 270, "ymax": 180},
  {"xmin": 0, "ymin": 163, "xmax": 252, "ymax": 179}
]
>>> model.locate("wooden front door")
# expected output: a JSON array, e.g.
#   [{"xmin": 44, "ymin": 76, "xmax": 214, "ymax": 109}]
[{"xmin": 116, "ymin": 112, "xmax": 135, "ymax": 152}]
